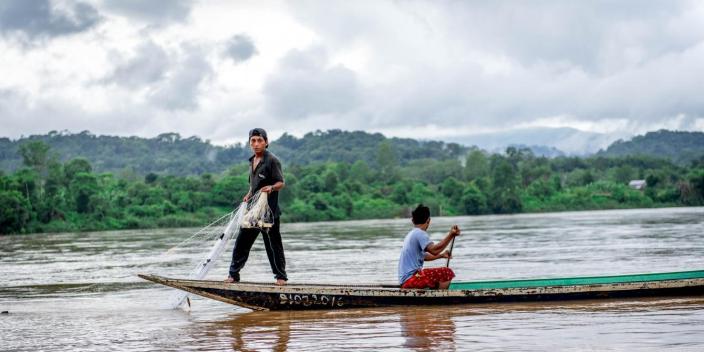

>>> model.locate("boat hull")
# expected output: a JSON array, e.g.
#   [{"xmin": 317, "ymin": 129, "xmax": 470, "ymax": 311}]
[{"xmin": 139, "ymin": 271, "xmax": 704, "ymax": 311}]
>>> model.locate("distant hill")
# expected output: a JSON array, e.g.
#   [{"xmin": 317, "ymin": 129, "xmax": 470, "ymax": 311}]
[
  {"xmin": 444, "ymin": 127, "xmax": 626, "ymax": 156},
  {"xmin": 598, "ymin": 130, "xmax": 704, "ymax": 165},
  {"xmin": 0, "ymin": 129, "xmax": 469, "ymax": 175},
  {"xmin": 0, "ymin": 131, "xmax": 249, "ymax": 176},
  {"xmin": 4, "ymin": 129, "xmax": 702, "ymax": 176},
  {"xmin": 274, "ymin": 130, "xmax": 467, "ymax": 165}
]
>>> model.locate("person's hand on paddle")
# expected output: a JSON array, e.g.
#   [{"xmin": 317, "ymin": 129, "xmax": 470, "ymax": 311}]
[
  {"xmin": 440, "ymin": 250, "xmax": 452, "ymax": 259},
  {"xmin": 449, "ymin": 225, "xmax": 461, "ymax": 237}
]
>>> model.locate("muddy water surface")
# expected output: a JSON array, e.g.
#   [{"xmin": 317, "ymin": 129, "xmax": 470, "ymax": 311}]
[{"xmin": 1, "ymin": 207, "xmax": 703, "ymax": 351}]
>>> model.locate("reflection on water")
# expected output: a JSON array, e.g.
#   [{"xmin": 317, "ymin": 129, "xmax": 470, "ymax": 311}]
[
  {"xmin": 1, "ymin": 207, "xmax": 703, "ymax": 351},
  {"xmin": 187, "ymin": 298, "xmax": 704, "ymax": 352},
  {"xmin": 200, "ymin": 308, "xmax": 458, "ymax": 351},
  {"xmin": 399, "ymin": 307, "xmax": 456, "ymax": 351}
]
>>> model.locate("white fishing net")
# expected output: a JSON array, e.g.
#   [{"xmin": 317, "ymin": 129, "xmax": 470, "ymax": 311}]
[
  {"xmin": 163, "ymin": 212, "xmax": 235, "ymax": 257},
  {"xmin": 241, "ymin": 191, "xmax": 274, "ymax": 229},
  {"xmin": 160, "ymin": 189, "xmax": 275, "ymax": 309}
]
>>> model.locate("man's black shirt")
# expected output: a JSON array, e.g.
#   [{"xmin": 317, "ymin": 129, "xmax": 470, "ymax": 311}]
[{"xmin": 248, "ymin": 150, "xmax": 284, "ymax": 217}]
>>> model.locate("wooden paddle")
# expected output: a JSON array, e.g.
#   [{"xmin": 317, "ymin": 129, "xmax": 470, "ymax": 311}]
[{"xmin": 446, "ymin": 225, "xmax": 458, "ymax": 267}]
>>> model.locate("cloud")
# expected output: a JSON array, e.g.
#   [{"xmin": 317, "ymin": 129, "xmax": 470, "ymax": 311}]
[
  {"xmin": 224, "ymin": 34, "xmax": 257, "ymax": 63},
  {"xmin": 101, "ymin": 0, "xmax": 193, "ymax": 24},
  {"xmin": 1, "ymin": 0, "xmax": 704, "ymax": 151},
  {"xmin": 0, "ymin": 88, "xmax": 23, "ymax": 114},
  {"xmin": 0, "ymin": 0, "xmax": 101, "ymax": 40},
  {"xmin": 100, "ymin": 39, "xmax": 213, "ymax": 111},
  {"xmin": 149, "ymin": 45, "xmax": 214, "ymax": 111},
  {"xmin": 0, "ymin": 88, "xmax": 146, "ymax": 138},
  {"xmin": 106, "ymin": 40, "xmax": 169, "ymax": 87},
  {"xmin": 264, "ymin": 46, "xmax": 361, "ymax": 119},
  {"xmin": 435, "ymin": 1, "xmax": 696, "ymax": 74},
  {"xmin": 286, "ymin": 1, "xmax": 704, "ymax": 134}
]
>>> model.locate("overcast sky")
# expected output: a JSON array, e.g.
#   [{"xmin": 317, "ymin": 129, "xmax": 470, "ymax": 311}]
[{"xmin": 1, "ymin": 0, "xmax": 704, "ymax": 145}]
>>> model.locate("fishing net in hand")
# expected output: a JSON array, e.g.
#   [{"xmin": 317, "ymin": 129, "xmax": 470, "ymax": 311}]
[
  {"xmin": 159, "ymin": 190, "xmax": 274, "ymax": 309},
  {"xmin": 240, "ymin": 190, "xmax": 274, "ymax": 229}
]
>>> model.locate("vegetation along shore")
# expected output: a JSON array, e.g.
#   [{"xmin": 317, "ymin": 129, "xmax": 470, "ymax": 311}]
[{"xmin": 1, "ymin": 130, "xmax": 703, "ymax": 234}]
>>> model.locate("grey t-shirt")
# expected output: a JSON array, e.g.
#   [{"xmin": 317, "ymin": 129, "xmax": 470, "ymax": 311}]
[{"xmin": 398, "ymin": 228, "xmax": 432, "ymax": 285}]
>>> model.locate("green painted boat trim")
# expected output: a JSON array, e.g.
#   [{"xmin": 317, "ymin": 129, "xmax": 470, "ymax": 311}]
[{"xmin": 449, "ymin": 269, "xmax": 704, "ymax": 290}]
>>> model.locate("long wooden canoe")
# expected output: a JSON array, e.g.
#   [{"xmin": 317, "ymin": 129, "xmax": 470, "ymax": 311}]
[{"xmin": 138, "ymin": 270, "xmax": 704, "ymax": 311}]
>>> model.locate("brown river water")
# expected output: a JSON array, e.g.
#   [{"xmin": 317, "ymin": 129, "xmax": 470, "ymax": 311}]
[{"xmin": 1, "ymin": 207, "xmax": 703, "ymax": 351}]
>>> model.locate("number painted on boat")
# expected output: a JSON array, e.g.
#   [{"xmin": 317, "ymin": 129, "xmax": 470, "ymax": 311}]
[{"xmin": 279, "ymin": 293, "xmax": 344, "ymax": 307}]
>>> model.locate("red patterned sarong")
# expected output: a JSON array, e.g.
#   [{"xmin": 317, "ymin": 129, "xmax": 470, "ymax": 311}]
[{"xmin": 401, "ymin": 267, "xmax": 455, "ymax": 289}]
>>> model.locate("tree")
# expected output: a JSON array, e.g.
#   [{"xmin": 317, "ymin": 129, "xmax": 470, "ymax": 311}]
[
  {"xmin": 440, "ymin": 177, "xmax": 464, "ymax": 207},
  {"xmin": 64, "ymin": 158, "xmax": 93, "ymax": 182},
  {"xmin": 19, "ymin": 141, "xmax": 51, "ymax": 172},
  {"xmin": 489, "ymin": 156, "xmax": 522, "ymax": 213},
  {"xmin": 70, "ymin": 173, "xmax": 99, "ymax": 213},
  {"xmin": 446, "ymin": 143, "xmax": 462, "ymax": 158},
  {"xmin": 527, "ymin": 178, "xmax": 558, "ymax": 200},
  {"xmin": 210, "ymin": 174, "xmax": 249, "ymax": 206},
  {"xmin": 565, "ymin": 169, "xmax": 594, "ymax": 187},
  {"xmin": 461, "ymin": 182, "xmax": 488, "ymax": 215},
  {"xmin": 145, "ymin": 173, "xmax": 159, "ymax": 184},
  {"xmin": 18, "ymin": 141, "xmax": 56, "ymax": 202},
  {"xmin": 612, "ymin": 165, "xmax": 636, "ymax": 184},
  {"xmin": 688, "ymin": 169, "xmax": 704, "ymax": 204},
  {"xmin": 464, "ymin": 149, "xmax": 489, "ymax": 181},
  {"xmin": 407, "ymin": 182, "xmax": 435, "ymax": 205},
  {"xmin": 299, "ymin": 174, "xmax": 324, "ymax": 193},
  {"xmin": 376, "ymin": 140, "xmax": 399, "ymax": 183},
  {"xmin": 349, "ymin": 160, "xmax": 371, "ymax": 183},
  {"xmin": 278, "ymin": 172, "xmax": 297, "ymax": 205},
  {"xmin": 323, "ymin": 169, "xmax": 339, "ymax": 193},
  {"xmin": 45, "ymin": 162, "xmax": 65, "ymax": 196},
  {"xmin": 645, "ymin": 173, "xmax": 662, "ymax": 188},
  {"xmin": 0, "ymin": 190, "xmax": 32, "ymax": 233},
  {"xmin": 333, "ymin": 193, "xmax": 354, "ymax": 216}
]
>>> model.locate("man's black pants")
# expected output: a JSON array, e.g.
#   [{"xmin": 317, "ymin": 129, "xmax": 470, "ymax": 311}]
[{"xmin": 228, "ymin": 217, "xmax": 287, "ymax": 281}]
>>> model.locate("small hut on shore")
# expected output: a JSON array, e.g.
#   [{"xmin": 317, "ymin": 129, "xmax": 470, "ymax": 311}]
[{"xmin": 628, "ymin": 180, "xmax": 646, "ymax": 190}]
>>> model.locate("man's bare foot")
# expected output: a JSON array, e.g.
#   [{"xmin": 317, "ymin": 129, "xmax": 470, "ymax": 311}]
[
  {"xmin": 224, "ymin": 276, "xmax": 236, "ymax": 283},
  {"xmin": 275, "ymin": 279, "xmax": 287, "ymax": 286}
]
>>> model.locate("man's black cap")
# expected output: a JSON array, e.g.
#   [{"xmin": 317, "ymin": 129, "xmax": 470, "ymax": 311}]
[{"xmin": 249, "ymin": 128, "xmax": 268, "ymax": 141}]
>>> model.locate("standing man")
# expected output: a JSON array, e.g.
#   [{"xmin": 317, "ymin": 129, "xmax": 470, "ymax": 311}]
[
  {"xmin": 398, "ymin": 204, "xmax": 459, "ymax": 289},
  {"xmin": 226, "ymin": 128, "xmax": 288, "ymax": 285}
]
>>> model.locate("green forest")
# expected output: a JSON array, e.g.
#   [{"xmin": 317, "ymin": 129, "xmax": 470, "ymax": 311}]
[
  {"xmin": 0, "ymin": 130, "xmax": 467, "ymax": 176},
  {"xmin": 3, "ymin": 129, "xmax": 703, "ymax": 176},
  {"xmin": 2, "ymin": 133, "xmax": 704, "ymax": 234},
  {"xmin": 599, "ymin": 130, "xmax": 704, "ymax": 165}
]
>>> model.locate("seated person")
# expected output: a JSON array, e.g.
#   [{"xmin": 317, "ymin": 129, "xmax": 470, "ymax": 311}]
[{"xmin": 398, "ymin": 204, "xmax": 460, "ymax": 289}]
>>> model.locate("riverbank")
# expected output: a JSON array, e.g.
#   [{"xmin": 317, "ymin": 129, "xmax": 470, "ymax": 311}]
[{"xmin": 1, "ymin": 202, "xmax": 695, "ymax": 236}]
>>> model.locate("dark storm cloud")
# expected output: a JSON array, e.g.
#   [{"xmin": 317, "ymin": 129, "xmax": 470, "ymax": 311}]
[
  {"xmin": 107, "ymin": 40, "xmax": 169, "ymax": 87},
  {"xmin": 264, "ymin": 47, "xmax": 360, "ymax": 119},
  {"xmin": 224, "ymin": 34, "xmax": 257, "ymax": 63},
  {"xmin": 102, "ymin": 0, "xmax": 193, "ymax": 24},
  {"xmin": 0, "ymin": 0, "xmax": 101, "ymax": 39}
]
